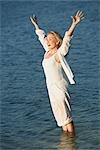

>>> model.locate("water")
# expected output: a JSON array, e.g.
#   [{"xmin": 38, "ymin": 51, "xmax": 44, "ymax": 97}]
[{"xmin": 0, "ymin": 1, "xmax": 100, "ymax": 150}]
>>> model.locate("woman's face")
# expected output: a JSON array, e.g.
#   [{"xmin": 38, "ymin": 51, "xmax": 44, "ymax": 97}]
[{"xmin": 46, "ymin": 33, "xmax": 59, "ymax": 50}]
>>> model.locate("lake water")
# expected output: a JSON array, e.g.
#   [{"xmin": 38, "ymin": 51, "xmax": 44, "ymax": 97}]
[{"xmin": 0, "ymin": 1, "xmax": 100, "ymax": 150}]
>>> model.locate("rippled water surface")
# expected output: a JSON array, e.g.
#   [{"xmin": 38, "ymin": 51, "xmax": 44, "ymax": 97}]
[{"xmin": 1, "ymin": 1, "xmax": 100, "ymax": 150}]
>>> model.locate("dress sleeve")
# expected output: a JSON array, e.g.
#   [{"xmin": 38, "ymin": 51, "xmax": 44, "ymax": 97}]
[
  {"xmin": 35, "ymin": 29, "xmax": 48, "ymax": 51},
  {"xmin": 58, "ymin": 31, "xmax": 73, "ymax": 56}
]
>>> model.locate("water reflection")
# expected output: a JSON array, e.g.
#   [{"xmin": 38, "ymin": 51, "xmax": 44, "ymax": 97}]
[{"xmin": 57, "ymin": 132, "xmax": 77, "ymax": 150}]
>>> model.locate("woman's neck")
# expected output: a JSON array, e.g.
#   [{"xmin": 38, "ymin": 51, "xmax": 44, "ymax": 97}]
[{"xmin": 48, "ymin": 47, "xmax": 57, "ymax": 53}]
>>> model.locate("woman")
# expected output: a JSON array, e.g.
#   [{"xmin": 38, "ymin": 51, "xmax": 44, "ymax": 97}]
[{"xmin": 30, "ymin": 10, "xmax": 84, "ymax": 135}]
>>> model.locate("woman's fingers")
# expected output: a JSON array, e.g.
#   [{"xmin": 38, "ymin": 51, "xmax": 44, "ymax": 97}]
[
  {"xmin": 76, "ymin": 10, "xmax": 85, "ymax": 20},
  {"xmin": 33, "ymin": 14, "xmax": 36, "ymax": 18},
  {"xmin": 30, "ymin": 15, "xmax": 37, "ymax": 23},
  {"xmin": 78, "ymin": 11, "xmax": 83, "ymax": 16},
  {"xmin": 81, "ymin": 16, "xmax": 85, "ymax": 20},
  {"xmin": 76, "ymin": 10, "xmax": 85, "ymax": 18},
  {"xmin": 71, "ymin": 10, "xmax": 85, "ymax": 24},
  {"xmin": 78, "ymin": 11, "xmax": 84, "ymax": 17},
  {"xmin": 30, "ymin": 14, "xmax": 36, "ymax": 20},
  {"xmin": 30, "ymin": 16, "xmax": 33, "ymax": 21},
  {"xmin": 30, "ymin": 16, "xmax": 35, "ymax": 25},
  {"xmin": 71, "ymin": 16, "xmax": 74, "ymax": 19},
  {"xmin": 76, "ymin": 10, "xmax": 80, "ymax": 16},
  {"xmin": 33, "ymin": 14, "xmax": 37, "ymax": 21},
  {"xmin": 80, "ymin": 13, "xmax": 85, "ymax": 18},
  {"xmin": 30, "ymin": 16, "xmax": 32, "ymax": 21},
  {"xmin": 80, "ymin": 12, "xmax": 85, "ymax": 20}
]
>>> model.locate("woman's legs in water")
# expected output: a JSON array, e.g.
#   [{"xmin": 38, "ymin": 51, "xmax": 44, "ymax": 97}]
[
  {"xmin": 47, "ymin": 84, "xmax": 75, "ymax": 134},
  {"xmin": 62, "ymin": 121, "xmax": 75, "ymax": 135}
]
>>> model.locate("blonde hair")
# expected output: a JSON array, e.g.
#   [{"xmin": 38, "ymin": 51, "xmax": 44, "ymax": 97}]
[{"xmin": 47, "ymin": 31, "xmax": 63, "ymax": 48}]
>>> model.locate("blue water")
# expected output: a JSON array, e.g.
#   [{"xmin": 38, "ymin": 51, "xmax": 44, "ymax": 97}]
[{"xmin": 0, "ymin": 1, "xmax": 100, "ymax": 150}]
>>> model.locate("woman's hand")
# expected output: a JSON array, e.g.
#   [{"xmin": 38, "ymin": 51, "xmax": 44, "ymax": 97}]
[
  {"xmin": 67, "ymin": 10, "xmax": 85, "ymax": 36},
  {"xmin": 30, "ymin": 15, "xmax": 40, "ymax": 30},
  {"xmin": 71, "ymin": 10, "xmax": 85, "ymax": 25},
  {"xmin": 30, "ymin": 15, "xmax": 37, "ymax": 25}
]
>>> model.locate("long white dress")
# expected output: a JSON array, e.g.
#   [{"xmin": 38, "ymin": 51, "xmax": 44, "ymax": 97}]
[{"xmin": 35, "ymin": 29, "xmax": 74, "ymax": 127}]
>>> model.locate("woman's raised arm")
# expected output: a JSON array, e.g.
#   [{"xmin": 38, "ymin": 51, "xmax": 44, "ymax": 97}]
[
  {"xmin": 67, "ymin": 10, "xmax": 85, "ymax": 36},
  {"xmin": 30, "ymin": 15, "xmax": 48, "ymax": 51},
  {"xmin": 58, "ymin": 10, "xmax": 85, "ymax": 56},
  {"xmin": 30, "ymin": 15, "xmax": 40, "ymax": 30}
]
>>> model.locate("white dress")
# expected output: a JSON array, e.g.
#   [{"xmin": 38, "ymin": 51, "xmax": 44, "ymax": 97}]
[
  {"xmin": 42, "ymin": 53, "xmax": 72, "ymax": 126},
  {"xmin": 35, "ymin": 29, "xmax": 74, "ymax": 127}
]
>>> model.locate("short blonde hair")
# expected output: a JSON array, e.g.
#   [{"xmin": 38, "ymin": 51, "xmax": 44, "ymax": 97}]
[{"xmin": 47, "ymin": 31, "xmax": 63, "ymax": 48}]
